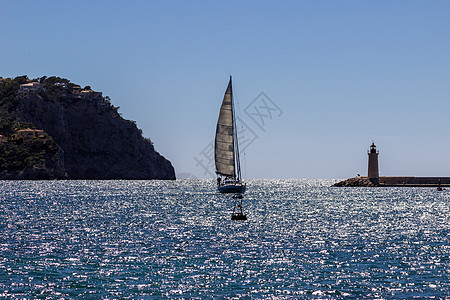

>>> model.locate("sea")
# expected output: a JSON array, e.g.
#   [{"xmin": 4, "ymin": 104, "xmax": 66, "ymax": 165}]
[{"xmin": 0, "ymin": 179, "xmax": 449, "ymax": 299}]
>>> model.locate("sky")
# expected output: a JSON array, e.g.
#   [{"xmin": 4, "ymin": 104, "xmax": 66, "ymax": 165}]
[{"xmin": 1, "ymin": 0, "xmax": 449, "ymax": 179}]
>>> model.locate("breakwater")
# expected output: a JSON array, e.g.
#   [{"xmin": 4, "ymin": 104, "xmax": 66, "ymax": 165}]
[{"xmin": 333, "ymin": 176, "xmax": 450, "ymax": 187}]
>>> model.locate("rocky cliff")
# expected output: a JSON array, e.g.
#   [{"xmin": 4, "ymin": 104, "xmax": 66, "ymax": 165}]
[{"xmin": 0, "ymin": 76, "xmax": 175, "ymax": 180}]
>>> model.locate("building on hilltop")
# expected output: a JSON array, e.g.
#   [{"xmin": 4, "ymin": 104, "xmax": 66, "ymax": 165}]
[
  {"xmin": 19, "ymin": 82, "xmax": 42, "ymax": 93},
  {"xmin": 72, "ymin": 85, "xmax": 82, "ymax": 94},
  {"xmin": 16, "ymin": 128, "xmax": 46, "ymax": 142},
  {"xmin": 80, "ymin": 89, "xmax": 102, "ymax": 98}
]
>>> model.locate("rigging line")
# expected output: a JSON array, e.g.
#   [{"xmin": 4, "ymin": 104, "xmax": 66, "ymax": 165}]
[
  {"xmin": 233, "ymin": 79, "xmax": 246, "ymax": 180},
  {"xmin": 236, "ymin": 97, "xmax": 247, "ymax": 180},
  {"xmin": 231, "ymin": 79, "xmax": 240, "ymax": 181},
  {"xmin": 243, "ymin": 148, "xmax": 247, "ymax": 180}
]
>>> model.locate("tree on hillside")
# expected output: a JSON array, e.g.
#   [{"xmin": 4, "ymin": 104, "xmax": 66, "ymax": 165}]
[{"xmin": 43, "ymin": 76, "xmax": 70, "ymax": 86}]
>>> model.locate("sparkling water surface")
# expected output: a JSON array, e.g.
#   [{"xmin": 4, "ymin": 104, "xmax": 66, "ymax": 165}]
[{"xmin": 0, "ymin": 179, "xmax": 449, "ymax": 299}]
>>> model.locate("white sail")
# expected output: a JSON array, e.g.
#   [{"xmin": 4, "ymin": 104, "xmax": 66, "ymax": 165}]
[{"xmin": 215, "ymin": 78, "xmax": 235, "ymax": 177}]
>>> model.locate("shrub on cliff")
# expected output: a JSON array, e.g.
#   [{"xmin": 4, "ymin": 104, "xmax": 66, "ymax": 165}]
[
  {"xmin": 0, "ymin": 76, "xmax": 28, "ymax": 114},
  {"xmin": 0, "ymin": 136, "xmax": 58, "ymax": 172}
]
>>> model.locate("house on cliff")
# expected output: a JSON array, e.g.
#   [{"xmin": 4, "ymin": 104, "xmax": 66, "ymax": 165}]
[
  {"xmin": 80, "ymin": 89, "xmax": 102, "ymax": 98},
  {"xmin": 19, "ymin": 82, "xmax": 42, "ymax": 93},
  {"xmin": 16, "ymin": 128, "xmax": 46, "ymax": 142},
  {"xmin": 67, "ymin": 86, "xmax": 103, "ymax": 99}
]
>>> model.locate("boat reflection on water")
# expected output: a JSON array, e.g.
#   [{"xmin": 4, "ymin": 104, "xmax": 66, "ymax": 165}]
[{"xmin": 231, "ymin": 193, "xmax": 247, "ymax": 221}]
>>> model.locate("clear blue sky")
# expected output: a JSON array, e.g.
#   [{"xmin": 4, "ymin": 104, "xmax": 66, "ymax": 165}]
[{"xmin": 1, "ymin": 0, "xmax": 449, "ymax": 179}]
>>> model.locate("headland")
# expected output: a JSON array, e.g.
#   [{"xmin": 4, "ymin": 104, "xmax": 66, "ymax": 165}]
[{"xmin": 0, "ymin": 76, "xmax": 175, "ymax": 180}]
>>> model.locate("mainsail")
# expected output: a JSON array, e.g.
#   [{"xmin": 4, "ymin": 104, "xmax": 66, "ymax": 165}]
[{"xmin": 215, "ymin": 77, "xmax": 236, "ymax": 178}]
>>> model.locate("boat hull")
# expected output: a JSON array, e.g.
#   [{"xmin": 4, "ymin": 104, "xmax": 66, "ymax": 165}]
[
  {"xmin": 231, "ymin": 212, "xmax": 247, "ymax": 220},
  {"xmin": 218, "ymin": 184, "xmax": 246, "ymax": 194}
]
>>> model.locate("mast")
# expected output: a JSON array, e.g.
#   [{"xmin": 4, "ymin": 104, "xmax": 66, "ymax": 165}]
[{"xmin": 231, "ymin": 76, "xmax": 242, "ymax": 182}]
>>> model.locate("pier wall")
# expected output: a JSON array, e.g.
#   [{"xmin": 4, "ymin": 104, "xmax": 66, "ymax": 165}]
[
  {"xmin": 333, "ymin": 176, "xmax": 450, "ymax": 187},
  {"xmin": 378, "ymin": 177, "xmax": 450, "ymax": 186}
]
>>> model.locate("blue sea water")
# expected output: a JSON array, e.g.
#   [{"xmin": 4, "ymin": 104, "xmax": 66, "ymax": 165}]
[{"xmin": 0, "ymin": 179, "xmax": 449, "ymax": 299}]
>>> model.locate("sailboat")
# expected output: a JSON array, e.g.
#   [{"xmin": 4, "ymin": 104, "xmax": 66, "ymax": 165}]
[{"xmin": 214, "ymin": 76, "xmax": 246, "ymax": 194}]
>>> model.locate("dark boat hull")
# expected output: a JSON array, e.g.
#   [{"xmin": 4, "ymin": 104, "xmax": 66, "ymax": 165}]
[
  {"xmin": 218, "ymin": 184, "xmax": 246, "ymax": 194},
  {"xmin": 231, "ymin": 213, "xmax": 247, "ymax": 220}
]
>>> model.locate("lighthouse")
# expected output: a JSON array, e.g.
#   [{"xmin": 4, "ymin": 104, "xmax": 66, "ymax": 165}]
[{"xmin": 368, "ymin": 142, "xmax": 379, "ymax": 185}]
